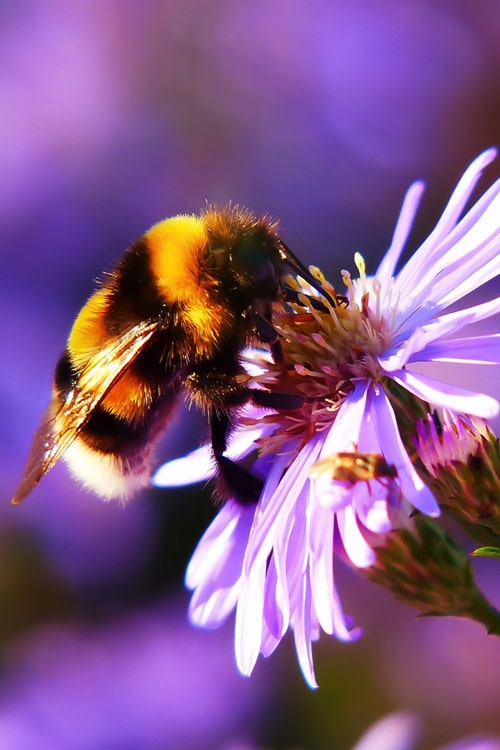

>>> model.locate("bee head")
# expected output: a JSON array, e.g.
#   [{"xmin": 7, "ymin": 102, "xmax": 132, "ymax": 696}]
[
  {"xmin": 204, "ymin": 205, "xmax": 335, "ymax": 308},
  {"xmin": 228, "ymin": 225, "xmax": 283, "ymax": 300},
  {"xmin": 203, "ymin": 207, "xmax": 281, "ymax": 301}
]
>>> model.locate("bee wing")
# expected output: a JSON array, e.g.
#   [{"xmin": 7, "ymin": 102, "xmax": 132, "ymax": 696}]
[{"xmin": 12, "ymin": 319, "xmax": 160, "ymax": 505}]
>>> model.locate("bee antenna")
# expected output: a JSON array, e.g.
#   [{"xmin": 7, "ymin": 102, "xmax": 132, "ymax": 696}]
[{"xmin": 278, "ymin": 240, "xmax": 336, "ymax": 307}]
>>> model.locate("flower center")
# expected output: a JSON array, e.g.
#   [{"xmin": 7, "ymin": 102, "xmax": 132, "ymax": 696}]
[{"xmin": 243, "ymin": 260, "xmax": 392, "ymax": 454}]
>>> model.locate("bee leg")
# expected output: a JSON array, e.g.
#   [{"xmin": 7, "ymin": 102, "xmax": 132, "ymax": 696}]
[
  {"xmin": 254, "ymin": 312, "xmax": 278, "ymax": 345},
  {"xmin": 186, "ymin": 368, "xmax": 303, "ymax": 505},
  {"xmin": 250, "ymin": 389, "xmax": 304, "ymax": 411},
  {"xmin": 184, "ymin": 369, "xmax": 263, "ymax": 504},
  {"xmin": 210, "ymin": 411, "xmax": 263, "ymax": 505},
  {"xmin": 210, "ymin": 390, "xmax": 304, "ymax": 504},
  {"xmin": 254, "ymin": 311, "xmax": 283, "ymax": 364}
]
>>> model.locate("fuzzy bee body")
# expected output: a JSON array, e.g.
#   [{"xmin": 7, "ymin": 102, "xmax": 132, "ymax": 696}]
[{"xmin": 13, "ymin": 206, "xmax": 328, "ymax": 504}]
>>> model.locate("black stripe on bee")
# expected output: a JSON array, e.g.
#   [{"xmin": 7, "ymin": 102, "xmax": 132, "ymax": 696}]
[
  {"xmin": 104, "ymin": 239, "xmax": 166, "ymax": 333},
  {"xmin": 83, "ymin": 406, "xmax": 154, "ymax": 455},
  {"xmin": 54, "ymin": 350, "xmax": 79, "ymax": 393}
]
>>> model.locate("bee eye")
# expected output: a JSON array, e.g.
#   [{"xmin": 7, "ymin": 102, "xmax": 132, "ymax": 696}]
[
  {"xmin": 231, "ymin": 236, "xmax": 280, "ymax": 297},
  {"xmin": 249, "ymin": 257, "xmax": 277, "ymax": 295}
]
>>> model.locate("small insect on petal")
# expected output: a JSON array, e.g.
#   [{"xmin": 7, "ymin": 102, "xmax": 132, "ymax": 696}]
[{"xmin": 309, "ymin": 452, "xmax": 398, "ymax": 486}]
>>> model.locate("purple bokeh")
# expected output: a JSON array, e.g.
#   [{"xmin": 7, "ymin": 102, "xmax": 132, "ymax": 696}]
[
  {"xmin": 1, "ymin": 1, "xmax": 500, "ymax": 746},
  {"xmin": 0, "ymin": 603, "xmax": 274, "ymax": 750}
]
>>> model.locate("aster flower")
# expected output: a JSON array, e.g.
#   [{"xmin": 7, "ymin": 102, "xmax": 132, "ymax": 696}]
[{"xmin": 155, "ymin": 149, "xmax": 500, "ymax": 687}]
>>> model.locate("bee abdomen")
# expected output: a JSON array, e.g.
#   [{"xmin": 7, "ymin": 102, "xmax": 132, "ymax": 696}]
[
  {"xmin": 83, "ymin": 406, "xmax": 155, "ymax": 455},
  {"xmin": 63, "ymin": 395, "xmax": 178, "ymax": 501},
  {"xmin": 63, "ymin": 437, "xmax": 153, "ymax": 501}
]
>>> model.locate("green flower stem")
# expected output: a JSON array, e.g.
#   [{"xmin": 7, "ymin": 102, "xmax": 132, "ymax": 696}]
[
  {"xmin": 365, "ymin": 515, "xmax": 500, "ymax": 635},
  {"xmin": 463, "ymin": 589, "xmax": 500, "ymax": 635}
]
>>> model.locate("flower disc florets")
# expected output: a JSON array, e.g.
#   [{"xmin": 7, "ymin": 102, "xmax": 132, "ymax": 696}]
[{"xmin": 242, "ymin": 257, "xmax": 400, "ymax": 456}]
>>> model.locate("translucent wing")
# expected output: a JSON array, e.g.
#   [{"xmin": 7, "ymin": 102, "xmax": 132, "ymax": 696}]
[{"xmin": 12, "ymin": 318, "xmax": 160, "ymax": 504}]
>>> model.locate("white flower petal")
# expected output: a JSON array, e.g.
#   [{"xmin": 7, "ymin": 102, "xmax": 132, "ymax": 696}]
[
  {"xmin": 358, "ymin": 497, "xmax": 392, "ymax": 533},
  {"xmin": 317, "ymin": 382, "xmax": 370, "ymax": 457},
  {"xmin": 337, "ymin": 505, "xmax": 376, "ymax": 568},
  {"xmin": 268, "ymin": 501, "xmax": 298, "ymax": 636},
  {"xmin": 233, "ymin": 450, "xmax": 293, "ymax": 676},
  {"xmin": 370, "ymin": 388, "xmax": 440, "ymax": 517},
  {"xmin": 389, "ymin": 368, "xmax": 499, "ymax": 419},
  {"xmin": 378, "ymin": 327, "xmax": 427, "ymax": 371},
  {"xmin": 420, "ymin": 297, "xmax": 500, "ymax": 344},
  {"xmin": 153, "ymin": 421, "xmax": 268, "ymax": 487},
  {"xmin": 243, "ymin": 436, "xmax": 323, "ymax": 573},
  {"xmin": 376, "ymin": 180, "xmax": 426, "ymax": 285},
  {"xmin": 330, "ymin": 590, "xmax": 363, "ymax": 643},
  {"xmin": 234, "ymin": 562, "xmax": 266, "ymax": 677},
  {"xmin": 153, "ymin": 445, "xmax": 215, "ymax": 486},
  {"xmin": 411, "ymin": 334, "xmax": 500, "ymax": 365},
  {"xmin": 186, "ymin": 501, "xmax": 254, "ymax": 628},
  {"xmin": 308, "ymin": 500, "xmax": 336, "ymax": 635},
  {"xmin": 316, "ymin": 482, "xmax": 354, "ymax": 511},
  {"xmin": 394, "ymin": 148, "xmax": 498, "ymax": 295},
  {"xmin": 260, "ymin": 618, "xmax": 281, "ymax": 658},
  {"xmin": 392, "ymin": 186, "xmax": 500, "ymax": 326},
  {"xmin": 282, "ymin": 491, "xmax": 309, "ymax": 605},
  {"xmin": 427, "ymin": 234, "xmax": 500, "ymax": 311},
  {"xmin": 224, "ymin": 424, "xmax": 272, "ymax": 459},
  {"xmin": 291, "ymin": 574, "xmax": 318, "ymax": 689},
  {"xmin": 189, "ymin": 581, "xmax": 238, "ymax": 629},
  {"xmin": 262, "ymin": 557, "xmax": 286, "ymax": 640},
  {"xmin": 240, "ymin": 347, "xmax": 274, "ymax": 376},
  {"xmin": 186, "ymin": 502, "xmax": 245, "ymax": 588},
  {"xmin": 434, "ymin": 172, "xmax": 500, "ymax": 261}
]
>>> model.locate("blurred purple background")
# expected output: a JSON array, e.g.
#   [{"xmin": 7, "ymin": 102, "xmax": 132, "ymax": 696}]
[{"xmin": 1, "ymin": 2, "xmax": 500, "ymax": 748}]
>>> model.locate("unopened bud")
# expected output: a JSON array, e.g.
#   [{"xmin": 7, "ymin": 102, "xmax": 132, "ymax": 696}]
[
  {"xmin": 366, "ymin": 515, "xmax": 500, "ymax": 634},
  {"xmin": 415, "ymin": 413, "xmax": 500, "ymax": 535}
]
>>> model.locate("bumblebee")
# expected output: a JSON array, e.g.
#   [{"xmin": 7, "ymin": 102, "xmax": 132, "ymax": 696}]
[
  {"xmin": 310, "ymin": 452, "xmax": 398, "ymax": 486},
  {"xmin": 13, "ymin": 205, "xmax": 332, "ymax": 505}
]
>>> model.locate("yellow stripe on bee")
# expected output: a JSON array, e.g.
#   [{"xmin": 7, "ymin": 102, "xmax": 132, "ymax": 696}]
[
  {"xmin": 67, "ymin": 288, "xmax": 149, "ymax": 421},
  {"xmin": 68, "ymin": 288, "xmax": 111, "ymax": 367},
  {"xmin": 146, "ymin": 215, "xmax": 232, "ymax": 354},
  {"xmin": 101, "ymin": 368, "xmax": 153, "ymax": 421},
  {"xmin": 146, "ymin": 216, "xmax": 209, "ymax": 305}
]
